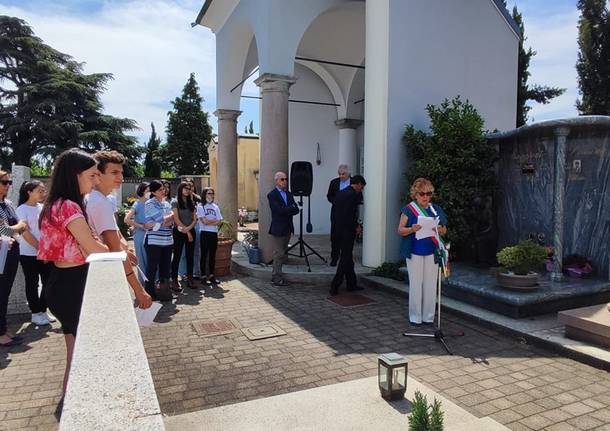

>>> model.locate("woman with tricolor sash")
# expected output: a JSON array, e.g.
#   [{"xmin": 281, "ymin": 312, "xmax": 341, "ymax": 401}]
[{"xmin": 398, "ymin": 178, "xmax": 448, "ymax": 325}]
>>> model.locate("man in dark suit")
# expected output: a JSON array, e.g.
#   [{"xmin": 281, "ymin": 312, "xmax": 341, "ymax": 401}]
[
  {"xmin": 267, "ymin": 171, "xmax": 300, "ymax": 286},
  {"xmin": 326, "ymin": 164, "xmax": 351, "ymax": 266},
  {"xmin": 330, "ymin": 175, "xmax": 366, "ymax": 296}
]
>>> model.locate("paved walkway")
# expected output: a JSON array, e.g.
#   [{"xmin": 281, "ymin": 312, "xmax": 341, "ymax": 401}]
[{"xmin": 3, "ymin": 272, "xmax": 610, "ymax": 430}]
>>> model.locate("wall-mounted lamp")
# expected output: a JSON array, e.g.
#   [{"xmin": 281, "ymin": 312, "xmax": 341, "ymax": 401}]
[{"xmin": 316, "ymin": 143, "xmax": 321, "ymax": 166}]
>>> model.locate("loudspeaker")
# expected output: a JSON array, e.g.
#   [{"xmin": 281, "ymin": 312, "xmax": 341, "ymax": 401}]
[{"xmin": 290, "ymin": 161, "xmax": 313, "ymax": 197}]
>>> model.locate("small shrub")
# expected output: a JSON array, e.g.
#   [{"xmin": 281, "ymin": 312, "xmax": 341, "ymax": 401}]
[
  {"xmin": 371, "ymin": 261, "xmax": 406, "ymax": 281},
  {"xmin": 404, "ymin": 96, "xmax": 497, "ymax": 260},
  {"xmin": 496, "ymin": 240, "xmax": 547, "ymax": 275},
  {"xmin": 408, "ymin": 390, "xmax": 444, "ymax": 431}
]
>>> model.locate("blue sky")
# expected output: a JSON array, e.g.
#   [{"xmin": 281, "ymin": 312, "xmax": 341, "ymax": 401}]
[{"xmin": 0, "ymin": 0, "xmax": 582, "ymax": 144}]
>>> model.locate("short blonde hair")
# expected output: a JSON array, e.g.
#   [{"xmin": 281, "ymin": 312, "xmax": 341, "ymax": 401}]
[{"xmin": 410, "ymin": 178, "xmax": 434, "ymax": 199}]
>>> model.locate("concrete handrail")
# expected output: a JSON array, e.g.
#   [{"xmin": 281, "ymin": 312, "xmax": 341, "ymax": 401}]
[{"xmin": 59, "ymin": 261, "xmax": 165, "ymax": 430}]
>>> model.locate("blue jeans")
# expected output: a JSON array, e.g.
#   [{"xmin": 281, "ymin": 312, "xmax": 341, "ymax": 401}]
[
  {"xmin": 133, "ymin": 229, "xmax": 148, "ymax": 284},
  {"xmin": 179, "ymin": 224, "xmax": 201, "ymax": 277}
]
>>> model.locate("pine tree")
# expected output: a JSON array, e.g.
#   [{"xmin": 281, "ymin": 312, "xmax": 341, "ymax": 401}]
[
  {"xmin": 144, "ymin": 123, "xmax": 162, "ymax": 177},
  {"xmin": 512, "ymin": 7, "xmax": 565, "ymax": 126},
  {"xmin": 576, "ymin": 0, "xmax": 610, "ymax": 115},
  {"xmin": 248, "ymin": 120, "xmax": 254, "ymax": 134},
  {"xmin": 163, "ymin": 73, "xmax": 212, "ymax": 175},
  {"xmin": 0, "ymin": 16, "xmax": 141, "ymax": 167}
]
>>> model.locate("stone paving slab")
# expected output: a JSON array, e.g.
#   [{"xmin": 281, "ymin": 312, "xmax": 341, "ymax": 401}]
[
  {"xmin": 3, "ymin": 272, "xmax": 610, "ymax": 430},
  {"xmin": 140, "ymin": 276, "xmax": 610, "ymax": 431},
  {"xmin": 164, "ymin": 376, "xmax": 508, "ymax": 431}
]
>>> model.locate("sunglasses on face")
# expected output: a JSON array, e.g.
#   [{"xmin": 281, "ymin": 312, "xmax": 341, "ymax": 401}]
[
  {"xmin": 279, "ymin": 178, "xmax": 287, "ymax": 181},
  {"xmin": 0, "ymin": 180, "xmax": 12, "ymax": 186},
  {"xmin": 418, "ymin": 191, "xmax": 433, "ymax": 197},
  {"xmin": 207, "ymin": 192, "xmax": 215, "ymax": 195}
]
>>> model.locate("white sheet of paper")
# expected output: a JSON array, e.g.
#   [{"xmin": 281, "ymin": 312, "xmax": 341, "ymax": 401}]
[
  {"xmin": 0, "ymin": 235, "xmax": 10, "ymax": 275},
  {"xmin": 415, "ymin": 216, "xmax": 439, "ymax": 240},
  {"xmin": 85, "ymin": 251, "xmax": 127, "ymax": 263},
  {"xmin": 135, "ymin": 302, "xmax": 162, "ymax": 327}
]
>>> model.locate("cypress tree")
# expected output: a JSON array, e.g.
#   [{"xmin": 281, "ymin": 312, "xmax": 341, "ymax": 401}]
[
  {"xmin": 144, "ymin": 123, "xmax": 162, "ymax": 177},
  {"xmin": 163, "ymin": 73, "xmax": 212, "ymax": 175},
  {"xmin": 512, "ymin": 7, "xmax": 565, "ymax": 126},
  {"xmin": 576, "ymin": 0, "xmax": 610, "ymax": 115}
]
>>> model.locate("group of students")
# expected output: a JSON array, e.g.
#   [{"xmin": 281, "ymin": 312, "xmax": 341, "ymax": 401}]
[
  {"xmin": 0, "ymin": 148, "xmax": 223, "ymax": 404},
  {"xmin": 124, "ymin": 174, "xmax": 224, "ymax": 300}
]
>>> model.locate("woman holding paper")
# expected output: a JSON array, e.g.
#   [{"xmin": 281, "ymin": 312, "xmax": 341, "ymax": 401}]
[
  {"xmin": 38, "ymin": 149, "xmax": 109, "ymax": 395},
  {"xmin": 398, "ymin": 178, "xmax": 448, "ymax": 325},
  {"xmin": 143, "ymin": 180, "xmax": 174, "ymax": 299},
  {"xmin": 0, "ymin": 170, "xmax": 27, "ymax": 347}
]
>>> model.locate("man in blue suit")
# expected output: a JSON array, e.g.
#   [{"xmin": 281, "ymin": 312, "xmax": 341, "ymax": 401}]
[{"xmin": 267, "ymin": 171, "xmax": 300, "ymax": 286}]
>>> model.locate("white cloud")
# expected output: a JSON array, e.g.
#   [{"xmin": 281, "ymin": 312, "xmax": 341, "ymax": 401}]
[{"xmin": 0, "ymin": 0, "xmax": 217, "ymax": 142}]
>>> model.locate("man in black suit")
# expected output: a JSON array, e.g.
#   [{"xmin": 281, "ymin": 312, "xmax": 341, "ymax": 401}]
[
  {"xmin": 326, "ymin": 164, "xmax": 351, "ymax": 266},
  {"xmin": 267, "ymin": 171, "xmax": 300, "ymax": 286},
  {"xmin": 330, "ymin": 175, "xmax": 366, "ymax": 296}
]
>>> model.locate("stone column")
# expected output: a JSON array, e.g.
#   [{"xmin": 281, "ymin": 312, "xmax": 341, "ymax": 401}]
[
  {"xmin": 254, "ymin": 73, "xmax": 296, "ymax": 263},
  {"xmin": 8, "ymin": 164, "xmax": 30, "ymax": 315},
  {"xmin": 335, "ymin": 119, "xmax": 363, "ymax": 173},
  {"xmin": 551, "ymin": 127, "xmax": 570, "ymax": 282},
  {"xmin": 214, "ymin": 109, "xmax": 241, "ymax": 239}
]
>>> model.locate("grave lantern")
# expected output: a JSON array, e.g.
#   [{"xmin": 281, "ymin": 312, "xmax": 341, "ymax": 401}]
[{"xmin": 378, "ymin": 353, "xmax": 408, "ymax": 400}]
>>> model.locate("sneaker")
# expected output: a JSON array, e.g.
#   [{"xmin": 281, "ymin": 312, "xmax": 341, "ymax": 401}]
[
  {"xmin": 209, "ymin": 276, "xmax": 220, "ymax": 284},
  {"xmin": 203, "ymin": 277, "xmax": 212, "ymax": 286},
  {"xmin": 31, "ymin": 312, "xmax": 50, "ymax": 326},
  {"xmin": 42, "ymin": 312, "xmax": 56, "ymax": 323},
  {"xmin": 272, "ymin": 279, "xmax": 289, "ymax": 287}
]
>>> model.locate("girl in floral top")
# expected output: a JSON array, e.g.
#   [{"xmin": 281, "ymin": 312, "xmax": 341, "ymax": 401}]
[{"xmin": 38, "ymin": 149, "xmax": 108, "ymax": 396}]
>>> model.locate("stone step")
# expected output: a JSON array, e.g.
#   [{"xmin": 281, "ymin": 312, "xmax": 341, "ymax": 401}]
[{"xmin": 164, "ymin": 376, "xmax": 507, "ymax": 431}]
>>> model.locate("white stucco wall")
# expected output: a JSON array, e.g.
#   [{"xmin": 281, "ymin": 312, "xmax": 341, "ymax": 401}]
[
  {"xmin": 376, "ymin": 0, "xmax": 519, "ymax": 263},
  {"xmin": 289, "ymin": 63, "xmax": 339, "ymax": 235}
]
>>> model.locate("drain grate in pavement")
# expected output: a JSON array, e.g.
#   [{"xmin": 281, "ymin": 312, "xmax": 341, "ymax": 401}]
[
  {"xmin": 192, "ymin": 319, "xmax": 240, "ymax": 337},
  {"xmin": 327, "ymin": 293, "xmax": 376, "ymax": 308},
  {"xmin": 242, "ymin": 324, "xmax": 287, "ymax": 341}
]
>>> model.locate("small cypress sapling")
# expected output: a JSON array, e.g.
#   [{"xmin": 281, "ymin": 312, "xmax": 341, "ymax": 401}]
[
  {"xmin": 408, "ymin": 390, "xmax": 430, "ymax": 431},
  {"xmin": 429, "ymin": 398, "xmax": 444, "ymax": 431}
]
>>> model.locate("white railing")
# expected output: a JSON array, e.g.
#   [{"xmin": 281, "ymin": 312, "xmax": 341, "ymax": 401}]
[{"xmin": 59, "ymin": 261, "xmax": 165, "ymax": 430}]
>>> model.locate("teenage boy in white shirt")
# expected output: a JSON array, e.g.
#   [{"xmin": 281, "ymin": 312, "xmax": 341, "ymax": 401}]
[{"xmin": 86, "ymin": 150, "xmax": 152, "ymax": 309}]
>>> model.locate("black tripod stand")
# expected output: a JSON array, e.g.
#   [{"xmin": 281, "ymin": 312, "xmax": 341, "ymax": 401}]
[
  {"xmin": 402, "ymin": 267, "xmax": 464, "ymax": 355},
  {"xmin": 287, "ymin": 195, "xmax": 326, "ymax": 272}
]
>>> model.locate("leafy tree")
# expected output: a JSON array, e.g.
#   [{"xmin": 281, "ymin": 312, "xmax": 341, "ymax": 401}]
[
  {"xmin": 163, "ymin": 73, "xmax": 212, "ymax": 175},
  {"xmin": 404, "ymin": 96, "xmax": 497, "ymax": 258},
  {"xmin": 576, "ymin": 0, "xmax": 610, "ymax": 115},
  {"xmin": 0, "ymin": 16, "xmax": 141, "ymax": 168},
  {"xmin": 512, "ymin": 7, "xmax": 565, "ymax": 126},
  {"xmin": 248, "ymin": 120, "xmax": 254, "ymax": 134},
  {"xmin": 144, "ymin": 122, "xmax": 162, "ymax": 177}
]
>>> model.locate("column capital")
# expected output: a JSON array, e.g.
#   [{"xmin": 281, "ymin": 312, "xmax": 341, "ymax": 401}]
[
  {"xmin": 214, "ymin": 109, "xmax": 241, "ymax": 121},
  {"xmin": 254, "ymin": 73, "xmax": 296, "ymax": 94},
  {"xmin": 335, "ymin": 118, "xmax": 363, "ymax": 130},
  {"xmin": 554, "ymin": 126, "xmax": 570, "ymax": 138}
]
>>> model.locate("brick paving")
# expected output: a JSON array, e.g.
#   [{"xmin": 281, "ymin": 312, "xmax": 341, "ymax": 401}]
[{"xmin": 3, "ymin": 274, "xmax": 610, "ymax": 430}]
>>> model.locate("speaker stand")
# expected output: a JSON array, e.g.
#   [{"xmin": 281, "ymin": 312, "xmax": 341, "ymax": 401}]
[{"xmin": 287, "ymin": 195, "xmax": 326, "ymax": 272}]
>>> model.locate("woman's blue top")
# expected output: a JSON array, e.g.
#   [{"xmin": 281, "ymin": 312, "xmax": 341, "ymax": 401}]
[{"xmin": 399, "ymin": 203, "xmax": 448, "ymax": 260}]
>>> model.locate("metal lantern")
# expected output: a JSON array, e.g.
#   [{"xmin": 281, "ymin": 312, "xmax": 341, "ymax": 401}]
[{"xmin": 378, "ymin": 353, "xmax": 408, "ymax": 400}]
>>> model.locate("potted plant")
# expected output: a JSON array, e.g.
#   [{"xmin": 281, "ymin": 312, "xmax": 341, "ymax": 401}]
[
  {"xmin": 242, "ymin": 231, "xmax": 261, "ymax": 264},
  {"xmin": 214, "ymin": 219, "xmax": 235, "ymax": 276},
  {"xmin": 496, "ymin": 240, "xmax": 548, "ymax": 290}
]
